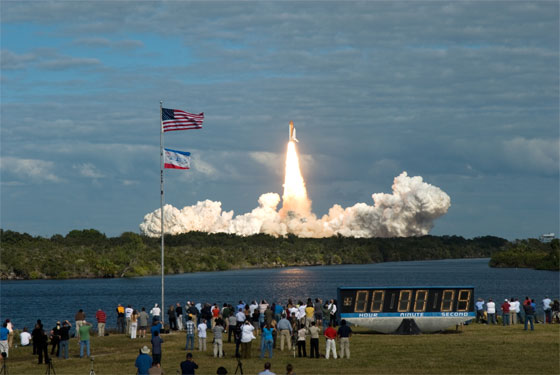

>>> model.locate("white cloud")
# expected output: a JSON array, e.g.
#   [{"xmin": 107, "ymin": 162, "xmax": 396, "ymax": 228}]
[
  {"xmin": 502, "ymin": 137, "xmax": 559, "ymax": 175},
  {"xmin": 0, "ymin": 157, "xmax": 61, "ymax": 183},
  {"xmin": 73, "ymin": 163, "xmax": 105, "ymax": 179}
]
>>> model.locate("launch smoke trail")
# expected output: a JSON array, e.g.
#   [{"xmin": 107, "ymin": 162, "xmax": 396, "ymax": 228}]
[{"xmin": 140, "ymin": 171, "xmax": 451, "ymax": 238}]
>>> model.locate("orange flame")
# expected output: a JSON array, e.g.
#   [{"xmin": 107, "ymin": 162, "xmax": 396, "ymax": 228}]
[{"xmin": 280, "ymin": 141, "xmax": 311, "ymax": 217}]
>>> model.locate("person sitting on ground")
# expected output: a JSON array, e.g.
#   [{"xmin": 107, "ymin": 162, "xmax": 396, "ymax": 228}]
[
  {"xmin": 180, "ymin": 352, "xmax": 199, "ymax": 375},
  {"xmin": 149, "ymin": 362, "xmax": 164, "ymax": 375},
  {"xmin": 286, "ymin": 363, "xmax": 295, "ymax": 375},
  {"xmin": 135, "ymin": 346, "xmax": 152, "ymax": 375},
  {"xmin": 20, "ymin": 327, "xmax": 32, "ymax": 346},
  {"xmin": 258, "ymin": 361, "xmax": 275, "ymax": 375}
]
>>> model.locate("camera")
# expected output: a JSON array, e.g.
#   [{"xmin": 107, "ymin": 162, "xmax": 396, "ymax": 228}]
[{"xmin": 1, "ymin": 352, "xmax": 6, "ymax": 359}]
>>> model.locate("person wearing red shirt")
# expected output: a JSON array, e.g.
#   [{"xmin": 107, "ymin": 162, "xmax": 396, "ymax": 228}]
[
  {"xmin": 211, "ymin": 304, "xmax": 220, "ymax": 329},
  {"xmin": 501, "ymin": 299, "xmax": 510, "ymax": 326},
  {"xmin": 324, "ymin": 323, "xmax": 337, "ymax": 359},
  {"xmin": 95, "ymin": 309, "xmax": 107, "ymax": 337}
]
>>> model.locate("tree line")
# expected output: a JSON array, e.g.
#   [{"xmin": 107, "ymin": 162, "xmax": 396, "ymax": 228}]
[
  {"xmin": 488, "ymin": 238, "xmax": 559, "ymax": 271},
  {"xmin": 0, "ymin": 229, "xmax": 556, "ymax": 280}
]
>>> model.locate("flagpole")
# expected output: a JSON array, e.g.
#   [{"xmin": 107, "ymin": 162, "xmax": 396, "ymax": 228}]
[{"xmin": 159, "ymin": 101, "xmax": 165, "ymax": 325}]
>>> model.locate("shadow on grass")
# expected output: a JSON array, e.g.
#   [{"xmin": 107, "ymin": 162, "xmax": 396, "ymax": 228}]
[{"xmin": 355, "ymin": 329, "xmax": 463, "ymax": 335}]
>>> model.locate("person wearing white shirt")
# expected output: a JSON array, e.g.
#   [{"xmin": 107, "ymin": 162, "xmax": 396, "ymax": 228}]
[
  {"xmin": 249, "ymin": 301, "xmax": 259, "ymax": 316},
  {"xmin": 240, "ymin": 320, "xmax": 255, "ymax": 359},
  {"xmin": 20, "ymin": 327, "xmax": 32, "ymax": 346},
  {"xmin": 236, "ymin": 308, "xmax": 246, "ymax": 323},
  {"xmin": 543, "ymin": 296, "xmax": 552, "ymax": 323},
  {"xmin": 486, "ymin": 298, "xmax": 496, "ymax": 324},
  {"xmin": 125, "ymin": 305, "xmax": 134, "ymax": 335},
  {"xmin": 197, "ymin": 319, "xmax": 207, "ymax": 351},
  {"xmin": 150, "ymin": 304, "xmax": 161, "ymax": 323},
  {"xmin": 509, "ymin": 299, "xmax": 519, "ymax": 324},
  {"xmin": 328, "ymin": 300, "xmax": 338, "ymax": 326}
]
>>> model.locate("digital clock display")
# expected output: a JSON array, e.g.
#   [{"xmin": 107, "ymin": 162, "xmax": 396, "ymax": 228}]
[{"xmin": 338, "ymin": 287, "xmax": 474, "ymax": 314}]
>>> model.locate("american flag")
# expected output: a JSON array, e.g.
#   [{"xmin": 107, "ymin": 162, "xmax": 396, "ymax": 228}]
[{"xmin": 162, "ymin": 108, "xmax": 204, "ymax": 132}]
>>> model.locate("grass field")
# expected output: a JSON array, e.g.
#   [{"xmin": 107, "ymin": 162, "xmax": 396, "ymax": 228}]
[{"xmin": 3, "ymin": 323, "xmax": 559, "ymax": 374}]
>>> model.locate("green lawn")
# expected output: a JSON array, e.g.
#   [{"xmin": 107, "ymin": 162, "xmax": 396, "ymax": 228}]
[{"xmin": 3, "ymin": 323, "xmax": 559, "ymax": 374}]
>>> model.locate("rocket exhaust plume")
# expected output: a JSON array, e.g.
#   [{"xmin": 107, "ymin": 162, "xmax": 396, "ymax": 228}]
[
  {"xmin": 140, "ymin": 121, "xmax": 451, "ymax": 238},
  {"xmin": 279, "ymin": 140, "xmax": 311, "ymax": 218}
]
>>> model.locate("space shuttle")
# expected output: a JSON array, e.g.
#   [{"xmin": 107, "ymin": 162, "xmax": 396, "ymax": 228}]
[{"xmin": 289, "ymin": 121, "xmax": 299, "ymax": 142}]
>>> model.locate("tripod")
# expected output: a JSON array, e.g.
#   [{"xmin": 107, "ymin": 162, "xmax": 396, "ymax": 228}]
[
  {"xmin": 89, "ymin": 357, "xmax": 95, "ymax": 375},
  {"xmin": 45, "ymin": 358, "xmax": 56, "ymax": 375},
  {"xmin": 0, "ymin": 352, "xmax": 8, "ymax": 375},
  {"xmin": 234, "ymin": 356, "xmax": 243, "ymax": 375}
]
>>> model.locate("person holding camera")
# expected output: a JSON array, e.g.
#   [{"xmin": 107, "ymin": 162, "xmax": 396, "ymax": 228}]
[
  {"xmin": 58, "ymin": 321, "xmax": 71, "ymax": 359},
  {"xmin": 50, "ymin": 321, "xmax": 62, "ymax": 356},
  {"xmin": 240, "ymin": 320, "xmax": 255, "ymax": 359}
]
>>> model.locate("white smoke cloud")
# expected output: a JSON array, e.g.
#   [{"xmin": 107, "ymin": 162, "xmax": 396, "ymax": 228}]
[{"xmin": 140, "ymin": 172, "xmax": 451, "ymax": 238}]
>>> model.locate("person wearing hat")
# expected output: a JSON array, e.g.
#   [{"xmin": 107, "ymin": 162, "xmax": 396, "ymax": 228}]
[{"xmin": 135, "ymin": 346, "xmax": 152, "ymax": 375}]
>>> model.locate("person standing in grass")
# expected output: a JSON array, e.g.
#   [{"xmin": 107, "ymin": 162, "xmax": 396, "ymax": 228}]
[
  {"xmin": 125, "ymin": 305, "xmax": 134, "ymax": 335},
  {"xmin": 277, "ymin": 314, "xmax": 292, "ymax": 351},
  {"xmin": 308, "ymin": 321, "xmax": 320, "ymax": 358},
  {"xmin": 337, "ymin": 319, "xmax": 352, "ymax": 359},
  {"xmin": 168, "ymin": 305, "xmax": 177, "ymax": 331},
  {"xmin": 523, "ymin": 298, "xmax": 535, "ymax": 331},
  {"xmin": 58, "ymin": 321, "xmax": 71, "ymax": 359},
  {"xmin": 501, "ymin": 299, "xmax": 510, "ymax": 326},
  {"xmin": 475, "ymin": 298, "xmax": 485, "ymax": 323},
  {"xmin": 543, "ymin": 296, "xmax": 552, "ymax": 323},
  {"xmin": 486, "ymin": 299, "xmax": 496, "ymax": 324},
  {"xmin": 260, "ymin": 322, "xmax": 274, "ymax": 359},
  {"xmin": 135, "ymin": 346, "xmax": 152, "ymax": 375},
  {"xmin": 75, "ymin": 309, "xmax": 86, "ymax": 340},
  {"xmin": 212, "ymin": 318, "xmax": 225, "ymax": 358},
  {"xmin": 78, "ymin": 320, "xmax": 93, "ymax": 358},
  {"xmin": 197, "ymin": 319, "xmax": 207, "ymax": 351},
  {"xmin": 0, "ymin": 322, "xmax": 9, "ymax": 357},
  {"xmin": 116, "ymin": 304, "xmax": 125, "ymax": 334},
  {"xmin": 131, "ymin": 309, "xmax": 139, "ymax": 339},
  {"xmin": 95, "ymin": 308, "xmax": 106, "ymax": 337},
  {"xmin": 185, "ymin": 316, "xmax": 196, "ymax": 350},
  {"xmin": 296, "ymin": 323, "xmax": 307, "ymax": 357},
  {"xmin": 180, "ymin": 352, "xmax": 198, "ymax": 375},
  {"xmin": 151, "ymin": 304, "xmax": 161, "ymax": 324},
  {"xmin": 324, "ymin": 322, "xmax": 337, "ymax": 359},
  {"xmin": 151, "ymin": 330, "xmax": 164, "ymax": 365},
  {"xmin": 177, "ymin": 302, "xmax": 184, "ymax": 331},
  {"xmin": 227, "ymin": 308, "xmax": 237, "ymax": 343},
  {"xmin": 139, "ymin": 307, "xmax": 149, "ymax": 338},
  {"xmin": 240, "ymin": 319, "xmax": 255, "ymax": 359}
]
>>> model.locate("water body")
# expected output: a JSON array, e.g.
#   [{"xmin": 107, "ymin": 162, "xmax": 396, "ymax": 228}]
[{"xmin": 1, "ymin": 258, "xmax": 557, "ymax": 330}]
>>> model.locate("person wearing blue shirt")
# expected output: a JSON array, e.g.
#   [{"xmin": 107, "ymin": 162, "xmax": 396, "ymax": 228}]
[
  {"xmin": 0, "ymin": 323, "xmax": 10, "ymax": 357},
  {"xmin": 150, "ymin": 321, "xmax": 162, "ymax": 336},
  {"xmin": 475, "ymin": 298, "xmax": 485, "ymax": 323},
  {"xmin": 135, "ymin": 346, "xmax": 152, "ymax": 375},
  {"xmin": 260, "ymin": 324, "xmax": 274, "ymax": 359},
  {"xmin": 258, "ymin": 362, "xmax": 276, "ymax": 375}
]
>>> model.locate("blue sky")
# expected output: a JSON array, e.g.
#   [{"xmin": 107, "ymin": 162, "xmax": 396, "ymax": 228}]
[{"xmin": 1, "ymin": 1, "xmax": 558, "ymax": 240}]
